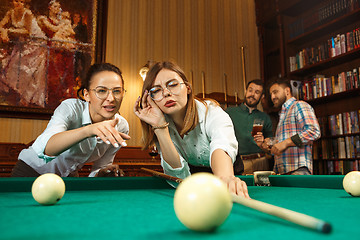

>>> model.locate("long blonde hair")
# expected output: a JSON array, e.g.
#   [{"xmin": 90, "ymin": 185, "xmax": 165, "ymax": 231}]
[{"xmin": 140, "ymin": 61, "xmax": 204, "ymax": 150}]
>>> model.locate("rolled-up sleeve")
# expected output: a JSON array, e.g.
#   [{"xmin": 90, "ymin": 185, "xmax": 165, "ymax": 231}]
[
  {"xmin": 31, "ymin": 101, "xmax": 77, "ymax": 162},
  {"xmin": 160, "ymin": 151, "xmax": 191, "ymax": 180}
]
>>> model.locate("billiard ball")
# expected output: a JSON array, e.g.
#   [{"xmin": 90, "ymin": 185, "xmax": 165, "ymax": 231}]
[
  {"xmin": 173, "ymin": 173, "xmax": 232, "ymax": 232},
  {"xmin": 32, "ymin": 173, "xmax": 66, "ymax": 205},
  {"xmin": 343, "ymin": 171, "xmax": 360, "ymax": 197}
]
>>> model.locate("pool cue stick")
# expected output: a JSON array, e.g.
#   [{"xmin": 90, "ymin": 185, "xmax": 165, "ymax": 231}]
[
  {"xmin": 241, "ymin": 46, "xmax": 247, "ymax": 97},
  {"xmin": 235, "ymin": 91, "xmax": 238, "ymax": 106},
  {"xmin": 141, "ymin": 168, "xmax": 332, "ymax": 234},
  {"xmin": 190, "ymin": 70, "xmax": 194, "ymax": 88},
  {"xmin": 201, "ymin": 71, "xmax": 205, "ymax": 99},
  {"xmin": 223, "ymin": 73, "xmax": 228, "ymax": 108},
  {"xmin": 141, "ymin": 168, "xmax": 183, "ymax": 184}
]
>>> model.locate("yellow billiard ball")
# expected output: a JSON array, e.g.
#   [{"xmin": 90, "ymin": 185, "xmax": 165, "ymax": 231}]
[
  {"xmin": 343, "ymin": 171, "xmax": 360, "ymax": 197},
  {"xmin": 32, "ymin": 173, "xmax": 66, "ymax": 205},
  {"xmin": 173, "ymin": 173, "xmax": 232, "ymax": 232}
]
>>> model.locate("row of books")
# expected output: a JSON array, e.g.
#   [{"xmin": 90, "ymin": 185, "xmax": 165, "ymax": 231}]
[
  {"xmin": 314, "ymin": 136, "xmax": 360, "ymax": 159},
  {"xmin": 290, "ymin": 67, "xmax": 360, "ymax": 101},
  {"xmin": 289, "ymin": 27, "xmax": 360, "ymax": 72},
  {"xmin": 315, "ymin": 159, "xmax": 359, "ymax": 175},
  {"xmin": 318, "ymin": 111, "xmax": 360, "ymax": 137},
  {"xmin": 314, "ymin": 111, "xmax": 360, "ymax": 174},
  {"xmin": 288, "ymin": 0, "xmax": 359, "ymax": 39}
]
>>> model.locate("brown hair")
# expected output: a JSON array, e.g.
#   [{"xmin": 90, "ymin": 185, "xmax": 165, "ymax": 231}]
[
  {"xmin": 77, "ymin": 62, "xmax": 124, "ymax": 101},
  {"xmin": 140, "ymin": 61, "xmax": 204, "ymax": 149}
]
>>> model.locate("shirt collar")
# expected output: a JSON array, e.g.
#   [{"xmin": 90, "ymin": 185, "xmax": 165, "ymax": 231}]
[
  {"xmin": 195, "ymin": 99, "xmax": 207, "ymax": 123},
  {"xmin": 240, "ymin": 103, "xmax": 258, "ymax": 113},
  {"xmin": 282, "ymin": 97, "xmax": 297, "ymax": 110},
  {"xmin": 82, "ymin": 101, "xmax": 92, "ymax": 126}
]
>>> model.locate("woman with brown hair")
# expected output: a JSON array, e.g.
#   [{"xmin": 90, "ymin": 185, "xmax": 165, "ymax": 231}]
[{"xmin": 12, "ymin": 63, "xmax": 130, "ymax": 177}]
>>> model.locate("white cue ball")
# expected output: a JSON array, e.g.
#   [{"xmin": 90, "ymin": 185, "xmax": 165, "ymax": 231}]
[
  {"xmin": 343, "ymin": 171, "xmax": 360, "ymax": 197},
  {"xmin": 174, "ymin": 172, "xmax": 232, "ymax": 232},
  {"xmin": 32, "ymin": 173, "xmax": 66, "ymax": 205}
]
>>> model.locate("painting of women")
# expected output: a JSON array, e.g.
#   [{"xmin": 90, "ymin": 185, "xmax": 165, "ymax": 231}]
[
  {"xmin": 37, "ymin": 0, "xmax": 76, "ymax": 108},
  {"xmin": 0, "ymin": 0, "xmax": 97, "ymax": 111},
  {"xmin": 0, "ymin": 0, "xmax": 47, "ymax": 107}
]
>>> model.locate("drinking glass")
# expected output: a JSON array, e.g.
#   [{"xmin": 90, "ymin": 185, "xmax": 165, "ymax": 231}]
[
  {"xmin": 251, "ymin": 119, "xmax": 264, "ymax": 136},
  {"xmin": 267, "ymin": 137, "xmax": 278, "ymax": 149}
]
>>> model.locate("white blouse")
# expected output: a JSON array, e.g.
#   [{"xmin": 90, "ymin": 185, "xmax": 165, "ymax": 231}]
[
  {"xmin": 18, "ymin": 99, "xmax": 129, "ymax": 177},
  {"xmin": 160, "ymin": 99, "xmax": 238, "ymax": 179}
]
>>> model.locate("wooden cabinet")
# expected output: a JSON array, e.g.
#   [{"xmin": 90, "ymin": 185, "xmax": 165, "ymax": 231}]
[
  {"xmin": 255, "ymin": 0, "xmax": 360, "ymax": 174},
  {"xmin": 0, "ymin": 143, "xmax": 161, "ymax": 177}
]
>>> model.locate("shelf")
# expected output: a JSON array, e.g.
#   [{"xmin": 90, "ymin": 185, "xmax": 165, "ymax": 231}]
[
  {"xmin": 279, "ymin": 0, "xmax": 327, "ymax": 16},
  {"xmin": 306, "ymin": 88, "xmax": 360, "ymax": 105},
  {"xmin": 287, "ymin": 8, "xmax": 360, "ymax": 45},
  {"xmin": 320, "ymin": 132, "xmax": 360, "ymax": 139},
  {"xmin": 316, "ymin": 158, "xmax": 360, "ymax": 161},
  {"xmin": 289, "ymin": 47, "xmax": 360, "ymax": 77},
  {"xmin": 257, "ymin": 0, "xmax": 360, "ymax": 175}
]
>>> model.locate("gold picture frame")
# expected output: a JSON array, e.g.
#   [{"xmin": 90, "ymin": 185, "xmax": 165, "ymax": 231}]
[{"xmin": 0, "ymin": 0, "xmax": 108, "ymax": 119}]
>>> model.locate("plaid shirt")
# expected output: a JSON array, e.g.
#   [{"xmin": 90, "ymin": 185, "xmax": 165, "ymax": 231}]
[{"xmin": 274, "ymin": 97, "xmax": 320, "ymax": 174}]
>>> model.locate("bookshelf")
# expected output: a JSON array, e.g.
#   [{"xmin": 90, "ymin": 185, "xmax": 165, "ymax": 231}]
[{"xmin": 255, "ymin": 0, "xmax": 360, "ymax": 175}]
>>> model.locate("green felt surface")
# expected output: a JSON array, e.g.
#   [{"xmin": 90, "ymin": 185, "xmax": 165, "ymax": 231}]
[{"xmin": 0, "ymin": 175, "xmax": 359, "ymax": 240}]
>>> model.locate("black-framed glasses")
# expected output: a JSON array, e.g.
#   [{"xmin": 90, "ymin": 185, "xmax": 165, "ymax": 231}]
[
  {"xmin": 91, "ymin": 86, "xmax": 126, "ymax": 100},
  {"xmin": 149, "ymin": 80, "xmax": 186, "ymax": 101}
]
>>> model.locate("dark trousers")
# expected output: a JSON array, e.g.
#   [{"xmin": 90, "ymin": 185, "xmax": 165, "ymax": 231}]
[
  {"xmin": 188, "ymin": 156, "xmax": 244, "ymax": 175},
  {"xmin": 233, "ymin": 155, "xmax": 245, "ymax": 175},
  {"xmin": 11, "ymin": 160, "xmax": 40, "ymax": 177},
  {"xmin": 188, "ymin": 164, "xmax": 213, "ymax": 174},
  {"xmin": 11, "ymin": 160, "xmax": 79, "ymax": 177}
]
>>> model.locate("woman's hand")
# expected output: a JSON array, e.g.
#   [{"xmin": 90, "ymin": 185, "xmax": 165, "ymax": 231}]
[
  {"xmin": 133, "ymin": 90, "xmax": 166, "ymax": 127},
  {"xmin": 88, "ymin": 118, "xmax": 130, "ymax": 148},
  {"xmin": 219, "ymin": 175, "xmax": 250, "ymax": 198},
  {"xmin": 96, "ymin": 164, "xmax": 125, "ymax": 177}
]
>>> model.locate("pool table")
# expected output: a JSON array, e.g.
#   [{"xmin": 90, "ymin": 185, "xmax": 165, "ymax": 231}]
[{"xmin": 0, "ymin": 175, "xmax": 358, "ymax": 240}]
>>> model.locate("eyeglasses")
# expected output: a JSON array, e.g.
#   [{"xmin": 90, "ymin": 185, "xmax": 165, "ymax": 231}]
[
  {"xmin": 149, "ymin": 80, "xmax": 186, "ymax": 101},
  {"xmin": 90, "ymin": 86, "xmax": 126, "ymax": 100}
]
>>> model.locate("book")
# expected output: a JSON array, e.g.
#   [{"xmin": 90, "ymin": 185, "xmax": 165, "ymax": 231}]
[
  {"xmin": 353, "ymin": 68, "xmax": 359, "ymax": 88},
  {"xmin": 346, "ymin": 71, "xmax": 353, "ymax": 90},
  {"xmin": 329, "ymin": 115, "xmax": 337, "ymax": 136},
  {"xmin": 340, "ymin": 34, "xmax": 346, "ymax": 54}
]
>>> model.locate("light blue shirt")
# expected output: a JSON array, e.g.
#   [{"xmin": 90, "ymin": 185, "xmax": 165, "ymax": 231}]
[
  {"xmin": 18, "ymin": 99, "xmax": 129, "ymax": 177},
  {"xmin": 160, "ymin": 99, "xmax": 238, "ymax": 179}
]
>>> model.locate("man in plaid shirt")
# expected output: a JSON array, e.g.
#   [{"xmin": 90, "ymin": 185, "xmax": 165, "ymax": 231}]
[{"xmin": 264, "ymin": 78, "xmax": 320, "ymax": 175}]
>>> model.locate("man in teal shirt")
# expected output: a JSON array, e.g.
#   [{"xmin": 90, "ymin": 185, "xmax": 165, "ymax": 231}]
[{"xmin": 226, "ymin": 79, "xmax": 273, "ymax": 174}]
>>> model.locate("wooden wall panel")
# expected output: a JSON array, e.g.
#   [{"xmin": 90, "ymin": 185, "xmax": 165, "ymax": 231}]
[
  {"xmin": 0, "ymin": 118, "xmax": 48, "ymax": 143},
  {"xmin": 0, "ymin": 0, "xmax": 260, "ymax": 147},
  {"xmin": 106, "ymin": 0, "xmax": 260, "ymax": 146}
]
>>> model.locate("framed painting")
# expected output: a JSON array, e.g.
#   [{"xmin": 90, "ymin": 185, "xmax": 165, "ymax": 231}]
[{"xmin": 0, "ymin": 0, "xmax": 107, "ymax": 119}]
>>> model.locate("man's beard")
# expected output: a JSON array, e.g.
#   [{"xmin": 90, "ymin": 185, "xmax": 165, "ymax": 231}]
[
  {"xmin": 245, "ymin": 97, "xmax": 260, "ymax": 108},
  {"xmin": 273, "ymin": 95, "xmax": 286, "ymax": 108}
]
